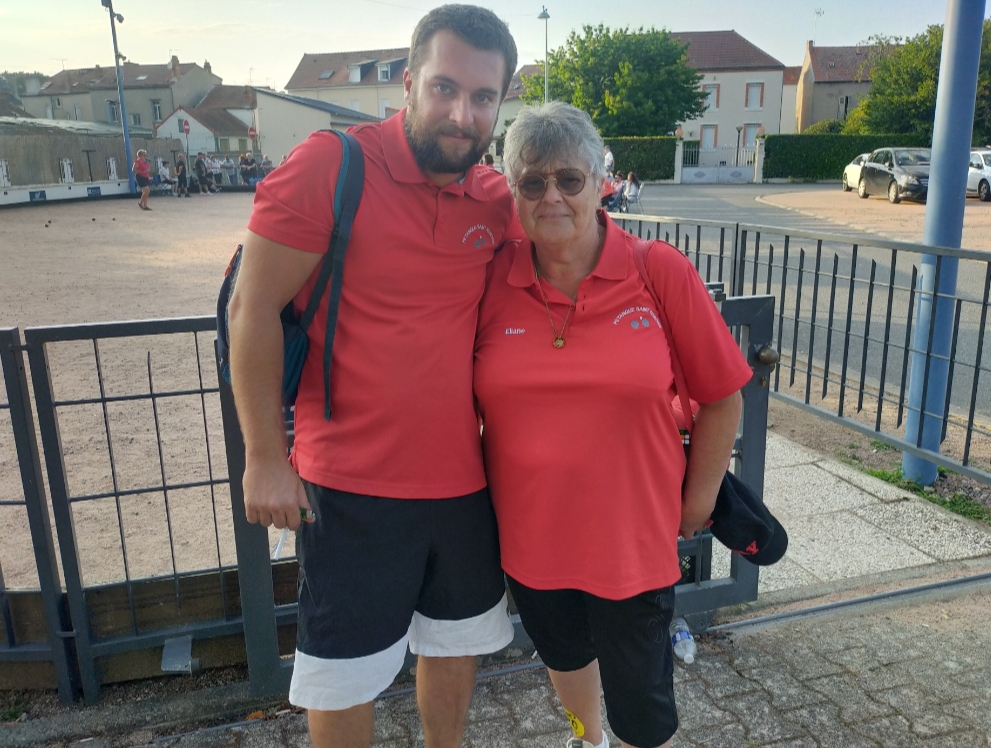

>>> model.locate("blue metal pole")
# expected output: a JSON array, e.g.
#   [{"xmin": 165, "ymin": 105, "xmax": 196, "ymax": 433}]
[
  {"xmin": 106, "ymin": 1, "xmax": 136, "ymax": 195},
  {"xmin": 902, "ymin": 0, "xmax": 986, "ymax": 484}
]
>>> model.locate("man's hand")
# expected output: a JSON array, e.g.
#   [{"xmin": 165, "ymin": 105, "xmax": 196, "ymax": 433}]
[{"xmin": 242, "ymin": 453, "xmax": 314, "ymax": 531}]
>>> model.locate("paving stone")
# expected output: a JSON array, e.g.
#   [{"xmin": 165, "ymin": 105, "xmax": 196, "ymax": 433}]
[
  {"xmin": 156, "ymin": 729, "xmax": 240, "ymax": 748},
  {"xmin": 804, "ymin": 674, "xmax": 895, "ymax": 724},
  {"xmin": 952, "ymin": 667, "xmax": 991, "ymax": 699},
  {"xmin": 693, "ymin": 657, "xmax": 759, "ymax": 698},
  {"xmin": 739, "ymin": 667, "xmax": 824, "ymax": 710},
  {"xmin": 231, "ymin": 721, "xmax": 292, "ymax": 748},
  {"xmin": 371, "ymin": 698, "xmax": 412, "ymax": 741},
  {"xmin": 909, "ymin": 710, "xmax": 971, "ymax": 739},
  {"xmin": 759, "ymin": 739, "xmax": 818, "ymax": 748},
  {"xmin": 510, "ymin": 686, "xmax": 567, "ymax": 737},
  {"xmin": 466, "ymin": 682, "xmax": 513, "ymax": 723},
  {"xmin": 851, "ymin": 715, "xmax": 921, "ymax": 747},
  {"xmin": 766, "ymin": 643, "xmax": 847, "ymax": 681},
  {"xmin": 920, "ymin": 731, "xmax": 987, "ymax": 748},
  {"xmin": 516, "ymin": 734, "xmax": 576, "ymax": 748},
  {"xmin": 672, "ymin": 681, "xmax": 736, "ymax": 732},
  {"xmin": 679, "ymin": 721, "xmax": 748, "ymax": 748},
  {"xmin": 855, "ymin": 661, "xmax": 921, "ymax": 693},
  {"xmin": 874, "ymin": 684, "xmax": 935, "ymax": 717},
  {"xmin": 719, "ymin": 691, "xmax": 807, "ymax": 744}
]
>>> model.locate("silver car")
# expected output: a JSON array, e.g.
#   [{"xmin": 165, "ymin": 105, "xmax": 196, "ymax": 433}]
[
  {"xmin": 842, "ymin": 153, "xmax": 870, "ymax": 192},
  {"xmin": 966, "ymin": 150, "xmax": 991, "ymax": 202}
]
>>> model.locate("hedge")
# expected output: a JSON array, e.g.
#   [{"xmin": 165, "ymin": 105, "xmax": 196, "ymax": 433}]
[
  {"xmin": 763, "ymin": 134, "xmax": 932, "ymax": 180},
  {"xmin": 603, "ymin": 137, "xmax": 677, "ymax": 181}
]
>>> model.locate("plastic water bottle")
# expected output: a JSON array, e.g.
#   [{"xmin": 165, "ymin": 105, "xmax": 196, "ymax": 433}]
[{"xmin": 669, "ymin": 617, "xmax": 697, "ymax": 664}]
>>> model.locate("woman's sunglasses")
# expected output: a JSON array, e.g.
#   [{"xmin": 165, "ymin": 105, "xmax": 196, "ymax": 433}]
[{"xmin": 515, "ymin": 169, "xmax": 588, "ymax": 200}]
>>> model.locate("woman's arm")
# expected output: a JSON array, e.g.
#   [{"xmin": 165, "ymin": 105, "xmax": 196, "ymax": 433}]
[{"xmin": 679, "ymin": 390, "xmax": 742, "ymax": 539}]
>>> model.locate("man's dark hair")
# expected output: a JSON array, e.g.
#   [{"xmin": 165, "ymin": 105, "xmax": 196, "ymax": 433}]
[{"xmin": 408, "ymin": 4, "xmax": 518, "ymax": 99}]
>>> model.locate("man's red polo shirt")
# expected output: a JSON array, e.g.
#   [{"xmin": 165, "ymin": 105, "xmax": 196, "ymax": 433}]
[
  {"xmin": 474, "ymin": 217, "xmax": 753, "ymax": 598},
  {"xmin": 248, "ymin": 111, "xmax": 518, "ymax": 498}
]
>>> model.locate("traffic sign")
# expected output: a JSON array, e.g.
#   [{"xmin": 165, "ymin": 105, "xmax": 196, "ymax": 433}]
[
  {"xmin": 182, "ymin": 120, "xmax": 190, "ymax": 135},
  {"xmin": 248, "ymin": 126, "xmax": 256, "ymax": 140}
]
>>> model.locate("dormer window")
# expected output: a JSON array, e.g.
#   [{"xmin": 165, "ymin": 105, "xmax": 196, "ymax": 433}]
[
  {"xmin": 378, "ymin": 64, "xmax": 390, "ymax": 82},
  {"xmin": 348, "ymin": 64, "xmax": 363, "ymax": 83},
  {"xmin": 318, "ymin": 69, "xmax": 335, "ymax": 80},
  {"xmin": 136, "ymin": 75, "xmax": 148, "ymax": 80}
]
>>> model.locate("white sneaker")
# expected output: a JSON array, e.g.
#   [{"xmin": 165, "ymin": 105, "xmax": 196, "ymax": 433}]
[{"xmin": 565, "ymin": 739, "xmax": 599, "ymax": 748}]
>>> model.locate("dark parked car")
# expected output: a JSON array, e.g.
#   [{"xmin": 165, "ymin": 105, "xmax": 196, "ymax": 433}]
[{"xmin": 858, "ymin": 147, "xmax": 931, "ymax": 204}]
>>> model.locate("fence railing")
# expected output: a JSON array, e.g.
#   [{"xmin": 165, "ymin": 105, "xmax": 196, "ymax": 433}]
[{"xmin": 614, "ymin": 214, "xmax": 991, "ymax": 486}]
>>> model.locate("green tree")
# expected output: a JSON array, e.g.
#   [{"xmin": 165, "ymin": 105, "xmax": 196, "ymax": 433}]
[
  {"xmin": 859, "ymin": 21, "xmax": 991, "ymax": 143},
  {"xmin": 840, "ymin": 101, "xmax": 869, "ymax": 134},
  {"xmin": 521, "ymin": 25, "xmax": 707, "ymax": 137}
]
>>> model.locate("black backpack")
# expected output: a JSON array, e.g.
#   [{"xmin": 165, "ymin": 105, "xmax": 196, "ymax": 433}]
[{"xmin": 217, "ymin": 130, "xmax": 364, "ymax": 420}]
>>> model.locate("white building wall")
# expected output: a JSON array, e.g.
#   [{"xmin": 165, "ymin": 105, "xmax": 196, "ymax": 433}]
[
  {"xmin": 780, "ymin": 83, "xmax": 798, "ymax": 134},
  {"xmin": 154, "ymin": 109, "xmax": 217, "ymax": 155},
  {"xmin": 680, "ymin": 69, "xmax": 785, "ymax": 147},
  {"xmin": 255, "ymin": 92, "xmax": 351, "ymax": 164}
]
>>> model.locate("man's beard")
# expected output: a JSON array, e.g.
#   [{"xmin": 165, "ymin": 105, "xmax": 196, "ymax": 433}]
[{"xmin": 405, "ymin": 97, "xmax": 492, "ymax": 175}]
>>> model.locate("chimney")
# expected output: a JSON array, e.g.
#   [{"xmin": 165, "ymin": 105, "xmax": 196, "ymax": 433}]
[
  {"xmin": 204, "ymin": 60, "xmax": 212, "ymax": 75},
  {"xmin": 170, "ymin": 55, "xmax": 180, "ymax": 79},
  {"xmin": 806, "ymin": 40, "xmax": 814, "ymax": 54},
  {"xmin": 243, "ymin": 85, "xmax": 253, "ymax": 107}
]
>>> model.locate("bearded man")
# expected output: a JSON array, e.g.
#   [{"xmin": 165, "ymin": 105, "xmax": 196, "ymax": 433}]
[{"xmin": 227, "ymin": 5, "xmax": 519, "ymax": 748}]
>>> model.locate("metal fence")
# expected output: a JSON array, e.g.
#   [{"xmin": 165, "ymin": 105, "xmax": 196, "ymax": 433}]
[
  {"xmin": 0, "ymin": 328, "xmax": 76, "ymax": 703},
  {"xmin": 615, "ymin": 214, "xmax": 991, "ymax": 485},
  {"xmin": 19, "ymin": 317, "xmax": 245, "ymax": 704}
]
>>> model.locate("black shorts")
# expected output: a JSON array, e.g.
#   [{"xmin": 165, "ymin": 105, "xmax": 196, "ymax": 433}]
[
  {"xmin": 295, "ymin": 484, "xmax": 509, "ymax": 658},
  {"xmin": 507, "ymin": 575, "xmax": 679, "ymax": 747},
  {"xmin": 135, "ymin": 175, "xmax": 150, "ymax": 188}
]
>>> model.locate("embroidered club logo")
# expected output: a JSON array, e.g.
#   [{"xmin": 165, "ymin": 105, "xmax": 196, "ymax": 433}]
[
  {"xmin": 630, "ymin": 316, "xmax": 651, "ymax": 329},
  {"xmin": 462, "ymin": 223, "xmax": 496, "ymax": 250}
]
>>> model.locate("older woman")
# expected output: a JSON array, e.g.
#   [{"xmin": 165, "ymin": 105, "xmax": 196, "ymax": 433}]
[{"xmin": 474, "ymin": 102, "xmax": 753, "ymax": 748}]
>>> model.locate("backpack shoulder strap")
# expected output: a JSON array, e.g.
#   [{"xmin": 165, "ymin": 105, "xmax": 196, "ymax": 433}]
[{"xmin": 632, "ymin": 238, "xmax": 694, "ymax": 436}]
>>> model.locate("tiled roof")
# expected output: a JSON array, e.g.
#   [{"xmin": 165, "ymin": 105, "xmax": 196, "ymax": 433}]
[
  {"xmin": 190, "ymin": 107, "xmax": 250, "ymax": 135},
  {"xmin": 783, "ymin": 66, "xmax": 802, "ymax": 86},
  {"xmin": 286, "ymin": 48, "xmax": 410, "ymax": 90},
  {"xmin": 256, "ymin": 89, "xmax": 382, "ymax": 122},
  {"xmin": 0, "ymin": 93, "xmax": 31, "ymax": 118},
  {"xmin": 670, "ymin": 31, "xmax": 784, "ymax": 71},
  {"xmin": 809, "ymin": 45, "xmax": 878, "ymax": 83},
  {"xmin": 31, "ymin": 60, "xmax": 208, "ymax": 95},
  {"xmin": 197, "ymin": 85, "xmax": 256, "ymax": 109},
  {"xmin": 505, "ymin": 64, "xmax": 541, "ymax": 101}
]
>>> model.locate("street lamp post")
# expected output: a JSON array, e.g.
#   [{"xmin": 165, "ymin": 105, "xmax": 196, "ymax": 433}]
[
  {"xmin": 101, "ymin": 0, "xmax": 136, "ymax": 194},
  {"xmin": 735, "ymin": 125, "xmax": 743, "ymax": 167},
  {"xmin": 538, "ymin": 6, "xmax": 549, "ymax": 104}
]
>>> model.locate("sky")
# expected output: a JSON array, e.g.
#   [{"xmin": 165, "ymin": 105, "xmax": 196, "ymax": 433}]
[{"xmin": 1, "ymin": 0, "xmax": 962, "ymax": 92}]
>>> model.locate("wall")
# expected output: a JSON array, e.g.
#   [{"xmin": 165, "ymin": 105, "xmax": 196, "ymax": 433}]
[
  {"xmin": 154, "ymin": 110, "xmax": 225, "ymax": 157},
  {"xmin": 810, "ymin": 81, "xmax": 872, "ymax": 126},
  {"xmin": 496, "ymin": 97, "xmax": 524, "ymax": 137},
  {"xmin": 21, "ymin": 91, "xmax": 94, "ymax": 121},
  {"xmin": 287, "ymin": 83, "xmax": 404, "ymax": 118},
  {"xmin": 680, "ymin": 69, "xmax": 785, "ymax": 147},
  {"xmin": 255, "ymin": 92, "xmax": 346, "ymax": 163},
  {"xmin": 780, "ymin": 84, "xmax": 798, "ymax": 135},
  {"xmin": 0, "ymin": 132, "xmax": 181, "ymax": 187},
  {"xmin": 171, "ymin": 68, "xmax": 224, "ymax": 110}
]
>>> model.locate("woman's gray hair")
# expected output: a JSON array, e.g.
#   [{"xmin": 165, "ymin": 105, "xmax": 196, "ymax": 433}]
[{"xmin": 503, "ymin": 102, "xmax": 605, "ymax": 186}]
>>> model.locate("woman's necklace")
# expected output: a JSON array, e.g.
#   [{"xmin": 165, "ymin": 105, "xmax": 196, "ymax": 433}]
[{"xmin": 533, "ymin": 250, "xmax": 577, "ymax": 349}]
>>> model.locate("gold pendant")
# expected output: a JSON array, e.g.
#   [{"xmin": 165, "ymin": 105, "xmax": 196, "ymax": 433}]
[{"xmin": 553, "ymin": 337, "xmax": 565, "ymax": 348}]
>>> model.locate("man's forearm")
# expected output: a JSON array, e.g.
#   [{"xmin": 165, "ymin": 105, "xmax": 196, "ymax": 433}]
[{"xmin": 229, "ymin": 299, "xmax": 288, "ymax": 460}]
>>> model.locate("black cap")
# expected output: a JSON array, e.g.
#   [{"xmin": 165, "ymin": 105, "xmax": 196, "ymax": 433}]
[{"xmin": 708, "ymin": 472, "xmax": 788, "ymax": 565}]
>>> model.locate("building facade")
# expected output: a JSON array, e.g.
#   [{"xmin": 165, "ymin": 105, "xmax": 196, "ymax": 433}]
[
  {"xmin": 796, "ymin": 42, "xmax": 876, "ymax": 132},
  {"xmin": 284, "ymin": 48, "xmax": 408, "ymax": 119}
]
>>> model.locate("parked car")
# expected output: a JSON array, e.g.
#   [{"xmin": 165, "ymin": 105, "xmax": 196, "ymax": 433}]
[
  {"xmin": 966, "ymin": 149, "xmax": 991, "ymax": 202},
  {"xmin": 842, "ymin": 153, "xmax": 870, "ymax": 192},
  {"xmin": 858, "ymin": 147, "xmax": 931, "ymax": 204}
]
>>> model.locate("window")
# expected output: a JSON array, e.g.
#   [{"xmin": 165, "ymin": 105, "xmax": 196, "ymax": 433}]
[
  {"xmin": 378, "ymin": 64, "xmax": 390, "ymax": 82},
  {"xmin": 152, "ymin": 100, "xmax": 162, "ymax": 122},
  {"xmin": 702, "ymin": 83, "xmax": 719, "ymax": 111},
  {"xmin": 107, "ymin": 100, "xmax": 119, "ymax": 122},
  {"xmin": 379, "ymin": 99, "xmax": 390, "ymax": 118},
  {"xmin": 318, "ymin": 69, "xmax": 335, "ymax": 80},
  {"xmin": 0, "ymin": 159, "xmax": 9, "ymax": 187},
  {"xmin": 59, "ymin": 158, "xmax": 74, "ymax": 184},
  {"xmin": 219, "ymin": 137, "xmax": 230, "ymax": 152},
  {"xmin": 130, "ymin": 113, "xmax": 141, "ymax": 126},
  {"xmin": 73, "ymin": 105, "xmax": 82, "ymax": 120},
  {"xmin": 971, "ymin": 155, "xmax": 984, "ymax": 170},
  {"xmin": 745, "ymin": 82, "xmax": 764, "ymax": 109},
  {"xmin": 348, "ymin": 65, "xmax": 362, "ymax": 83},
  {"xmin": 743, "ymin": 123, "xmax": 761, "ymax": 148},
  {"xmin": 54, "ymin": 97, "xmax": 61, "ymax": 108},
  {"xmin": 700, "ymin": 124, "xmax": 717, "ymax": 151},
  {"xmin": 238, "ymin": 138, "xmax": 248, "ymax": 151},
  {"xmin": 983, "ymin": 154, "xmax": 991, "ymax": 168},
  {"xmin": 107, "ymin": 157, "xmax": 118, "ymax": 180}
]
